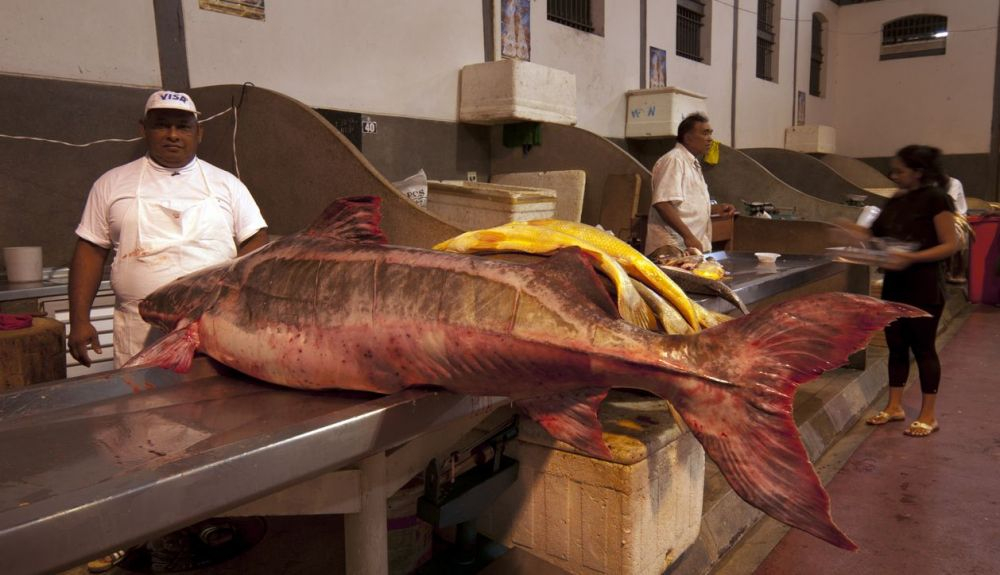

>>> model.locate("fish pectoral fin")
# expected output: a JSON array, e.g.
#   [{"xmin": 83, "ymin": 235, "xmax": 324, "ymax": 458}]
[
  {"xmin": 515, "ymin": 388, "xmax": 612, "ymax": 460},
  {"xmin": 123, "ymin": 323, "xmax": 201, "ymax": 373}
]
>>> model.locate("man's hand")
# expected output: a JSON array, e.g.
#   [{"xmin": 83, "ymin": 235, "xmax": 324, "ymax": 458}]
[
  {"xmin": 712, "ymin": 203, "xmax": 737, "ymax": 217},
  {"xmin": 68, "ymin": 322, "xmax": 102, "ymax": 368},
  {"xmin": 681, "ymin": 234, "xmax": 704, "ymax": 254}
]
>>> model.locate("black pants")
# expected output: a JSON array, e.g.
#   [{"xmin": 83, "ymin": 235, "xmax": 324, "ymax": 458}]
[{"xmin": 885, "ymin": 303, "xmax": 944, "ymax": 394}]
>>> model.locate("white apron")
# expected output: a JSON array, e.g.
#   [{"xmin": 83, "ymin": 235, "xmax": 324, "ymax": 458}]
[{"xmin": 111, "ymin": 158, "xmax": 236, "ymax": 367}]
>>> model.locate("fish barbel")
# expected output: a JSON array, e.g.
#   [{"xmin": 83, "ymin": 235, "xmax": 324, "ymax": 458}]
[{"xmin": 130, "ymin": 197, "xmax": 926, "ymax": 551}]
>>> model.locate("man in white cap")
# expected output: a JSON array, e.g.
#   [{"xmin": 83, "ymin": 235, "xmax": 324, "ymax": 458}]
[
  {"xmin": 69, "ymin": 91, "xmax": 268, "ymax": 572},
  {"xmin": 69, "ymin": 90, "xmax": 268, "ymax": 371}
]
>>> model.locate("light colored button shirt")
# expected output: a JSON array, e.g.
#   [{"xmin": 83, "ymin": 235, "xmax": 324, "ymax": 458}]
[
  {"xmin": 946, "ymin": 177, "xmax": 967, "ymax": 215},
  {"xmin": 645, "ymin": 143, "xmax": 711, "ymax": 254}
]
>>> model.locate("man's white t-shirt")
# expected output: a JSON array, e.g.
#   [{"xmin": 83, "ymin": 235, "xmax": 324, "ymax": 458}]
[
  {"xmin": 76, "ymin": 156, "xmax": 267, "ymax": 251},
  {"xmin": 645, "ymin": 143, "xmax": 711, "ymax": 254},
  {"xmin": 946, "ymin": 177, "xmax": 967, "ymax": 216}
]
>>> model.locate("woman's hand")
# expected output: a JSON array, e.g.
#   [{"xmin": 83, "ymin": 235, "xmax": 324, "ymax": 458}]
[{"xmin": 881, "ymin": 250, "xmax": 915, "ymax": 271}]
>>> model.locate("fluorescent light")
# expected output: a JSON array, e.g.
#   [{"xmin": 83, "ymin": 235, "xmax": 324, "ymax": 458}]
[{"xmin": 934, "ymin": 31, "xmax": 948, "ymax": 38}]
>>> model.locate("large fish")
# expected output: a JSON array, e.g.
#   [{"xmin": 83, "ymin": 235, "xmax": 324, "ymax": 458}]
[{"xmin": 130, "ymin": 196, "xmax": 924, "ymax": 551}]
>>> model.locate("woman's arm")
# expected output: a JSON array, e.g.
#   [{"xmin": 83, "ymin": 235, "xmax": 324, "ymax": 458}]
[{"xmin": 884, "ymin": 211, "xmax": 959, "ymax": 270}]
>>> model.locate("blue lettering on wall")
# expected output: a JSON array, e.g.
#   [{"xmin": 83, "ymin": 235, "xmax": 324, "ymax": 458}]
[{"xmin": 647, "ymin": 106, "xmax": 656, "ymax": 117}]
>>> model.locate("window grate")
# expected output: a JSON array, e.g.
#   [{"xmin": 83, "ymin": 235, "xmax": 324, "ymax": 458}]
[
  {"xmin": 548, "ymin": 0, "xmax": 594, "ymax": 33},
  {"xmin": 882, "ymin": 14, "xmax": 947, "ymax": 45},
  {"xmin": 757, "ymin": 0, "xmax": 774, "ymax": 35},
  {"xmin": 809, "ymin": 14, "xmax": 824, "ymax": 96},
  {"xmin": 756, "ymin": 0, "xmax": 775, "ymax": 80},
  {"xmin": 676, "ymin": 1, "xmax": 705, "ymax": 62},
  {"xmin": 756, "ymin": 37, "xmax": 775, "ymax": 81}
]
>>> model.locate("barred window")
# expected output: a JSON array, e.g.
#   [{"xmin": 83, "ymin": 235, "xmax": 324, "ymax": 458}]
[
  {"xmin": 880, "ymin": 14, "xmax": 947, "ymax": 60},
  {"xmin": 548, "ymin": 0, "xmax": 594, "ymax": 33},
  {"xmin": 809, "ymin": 13, "xmax": 825, "ymax": 97},
  {"xmin": 756, "ymin": 0, "xmax": 776, "ymax": 81},
  {"xmin": 677, "ymin": 0, "xmax": 707, "ymax": 62}
]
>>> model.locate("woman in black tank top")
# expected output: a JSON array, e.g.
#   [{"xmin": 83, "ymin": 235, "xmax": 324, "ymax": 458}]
[{"xmin": 862, "ymin": 145, "xmax": 960, "ymax": 437}]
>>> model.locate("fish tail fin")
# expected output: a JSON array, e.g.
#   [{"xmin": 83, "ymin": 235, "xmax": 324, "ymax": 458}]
[
  {"xmin": 644, "ymin": 293, "xmax": 926, "ymax": 550},
  {"xmin": 123, "ymin": 324, "xmax": 201, "ymax": 373}
]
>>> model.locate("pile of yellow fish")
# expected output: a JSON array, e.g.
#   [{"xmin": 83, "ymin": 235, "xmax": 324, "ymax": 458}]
[{"xmin": 434, "ymin": 220, "xmax": 731, "ymax": 334}]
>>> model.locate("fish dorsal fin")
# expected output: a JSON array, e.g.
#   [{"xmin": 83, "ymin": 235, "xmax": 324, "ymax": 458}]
[
  {"xmin": 534, "ymin": 247, "xmax": 619, "ymax": 319},
  {"xmin": 306, "ymin": 195, "xmax": 388, "ymax": 244}
]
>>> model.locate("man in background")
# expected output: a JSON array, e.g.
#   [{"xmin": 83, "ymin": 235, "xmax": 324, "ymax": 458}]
[{"xmin": 645, "ymin": 113, "xmax": 735, "ymax": 256}]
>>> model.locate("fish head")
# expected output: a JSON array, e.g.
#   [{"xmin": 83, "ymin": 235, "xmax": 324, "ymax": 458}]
[{"xmin": 139, "ymin": 263, "xmax": 229, "ymax": 331}]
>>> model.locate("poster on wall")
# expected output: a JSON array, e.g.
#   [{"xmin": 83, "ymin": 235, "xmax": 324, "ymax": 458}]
[
  {"xmin": 649, "ymin": 47, "xmax": 667, "ymax": 88},
  {"xmin": 199, "ymin": 0, "xmax": 265, "ymax": 21},
  {"xmin": 796, "ymin": 91, "xmax": 806, "ymax": 125},
  {"xmin": 500, "ymin": 0, "xmax": 530, "ymax": 61}
]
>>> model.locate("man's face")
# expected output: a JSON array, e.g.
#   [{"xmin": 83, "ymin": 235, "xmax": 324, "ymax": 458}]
[
  {"xmin": 141, "ymin": 109, "xmax": 202, "ymax": 168},
  {"xmin": 682, "ymin": 122, "xmax": 714, "ymax": 156}
]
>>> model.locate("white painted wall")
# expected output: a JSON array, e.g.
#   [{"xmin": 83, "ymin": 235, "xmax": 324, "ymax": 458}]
[
  {"xmin": 182, "ymin": 0, "xmax": 485, "ymax": 122},
  {"xmin": 796, "ymin": 0, "xmax": 839, "ymax": 129},
  {"xmin": 735, "ymin": 0, "xmax": 793, "ymax": 148},
  {"xmin": 0, "ymin": 0, "xmax": 160, "ymax": 87},
  {"xmin": 832, "ymin": 0, "xmax": 998, "ymax": 157},
  {"xmin": 647, "ymin": 0, "xmax": 736, "ymax": 145},
  {"xmin": 0, "ymin": 0, "xmax": 994, "ymax": 152},
  {"xmin": 531, "ymin": 0, "xmax": 642, "ymax": 137}
]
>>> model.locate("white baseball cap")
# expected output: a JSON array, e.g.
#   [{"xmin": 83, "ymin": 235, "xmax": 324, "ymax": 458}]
[{"xmin": 144, "ymin": 90, "xmax": 200, "ymax": 116}]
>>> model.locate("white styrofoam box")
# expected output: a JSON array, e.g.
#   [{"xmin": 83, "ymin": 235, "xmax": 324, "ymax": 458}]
[
  {"xmin": 784, "ymin": 124, "xmax": 837, "ymax": 154},
  {"xmin": 426, "ymin": 180, "xmax": 557, "ymax": 230},
  {"xmin": 491, "ymin": 170, "xmax": 586, "ymax": 222},
  {"xmin": 477, "ymin": 391, "xmax": 705, "ymax": 575},
  {"xmin": 625, "ymin": 87, "xmax": 708, "ymax": 139},
  {"xmin": 459, "ymin": 59, "xmax": 577, "ymax": 125}
]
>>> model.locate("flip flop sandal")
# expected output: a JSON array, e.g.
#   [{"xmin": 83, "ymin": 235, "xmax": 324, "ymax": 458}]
[
  {"xmin": 904, "ymin": 421, "xmax": 940, "ymax": 437},
  {"xmin": 866, "ymin": 410, "xmax": 905, "ymax": 425},
  {"xmin": 87, "ymin": 549, "xmax": 126, "ymax": 573}
]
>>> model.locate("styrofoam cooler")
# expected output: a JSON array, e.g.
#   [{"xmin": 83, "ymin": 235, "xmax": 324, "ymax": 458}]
[{"xmin": 476, "ymin": 391, "xmax": 705, "ymax": 574}]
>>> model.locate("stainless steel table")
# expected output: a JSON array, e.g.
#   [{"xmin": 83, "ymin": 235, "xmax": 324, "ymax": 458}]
[
  {"xmin": 0, "ymin": 358, "xmax": 504, "ymax": 575},
  {"xmin": 694, "ymin": 251, "xmax": 851, "ymax": 313}
]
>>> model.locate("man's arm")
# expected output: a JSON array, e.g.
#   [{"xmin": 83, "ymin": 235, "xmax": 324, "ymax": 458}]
[
  {"xmin": 237, "ymin": 228, "xmax": 269, "ymax": 256},
  {"xmin": 653, "ymin": 201, "xmax": 703, "ymax": 253},
  {"xmin": 68, "ymin": 238, "xmax": 110, "ymax": 367},
  {"xmin": 711, "ymin": 203, "xmax": 736, "ymax": 217}
]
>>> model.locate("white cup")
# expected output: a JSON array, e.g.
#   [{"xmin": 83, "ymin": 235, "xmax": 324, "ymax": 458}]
[
  {"xmin": 3, "ymin": 246, "xmax": 43, "ymax": 283},
  {"xmin": 855, "ymin": 205, "xmax": 881, "ymax": 228}
]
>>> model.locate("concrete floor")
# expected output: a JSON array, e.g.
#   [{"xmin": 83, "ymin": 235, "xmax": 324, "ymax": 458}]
[{"xmin": 715, "ymin": 304, "xmax": 1000, "ymax": 575}]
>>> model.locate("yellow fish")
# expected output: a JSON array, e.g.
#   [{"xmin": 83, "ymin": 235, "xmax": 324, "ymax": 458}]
[
  {"xmin": 525, "ymin": 219, "xmax": 699, "ymax": 330},
  {"xmin": 435, "ymin": 224, "xmax": 659, "ymax": 331},
  {"xmin": 630, "ymin": 279, "xmax": 693, "ymax": 334}
]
